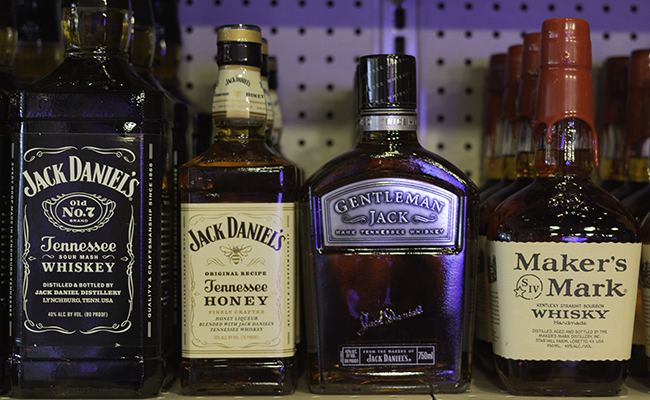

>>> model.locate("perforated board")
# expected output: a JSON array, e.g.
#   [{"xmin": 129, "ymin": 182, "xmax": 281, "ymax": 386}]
[{"xmin": 176, "ymin": 0, "xmax": 650, "ymax": 183}]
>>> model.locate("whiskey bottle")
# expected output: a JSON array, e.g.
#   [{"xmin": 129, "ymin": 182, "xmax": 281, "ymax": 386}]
[
  {"xmin": 179, "ymin": 24, "xmax": 299, "ymax": 395},
  {"xmin": 268, "ymin": 56, "xmax": 284, "ymax": 154},
  {"xmin": 598, "ymin": 57, "xmax": 628, "ymax": 192},
  {"xmin": 476, "ymin": 32, "xmax": 540, "ymax": 373},
  {"xmin": 0, "ymin": 0, "xmax": 18, "ymax": 90},
  {"xmin": 480, "ymin": 53, "xmax": 506, "ymax": 192},
  {"xmin": 130, "ymin": 0, "xmax": 180, "ymax": 388},
  {"xmin": 14, "ymin": 0, "xmax": 62, "ymax": 86},
  {"xmin": 9, "ymin": 0, "xmax": 172, "ymax": 396},
  {"xmin": 487, "ymin": 18, "xmax": 641, "ymax": 396},
  {"xmin": 611, "ymin": 50, "xmax": 650, "ymax": 201},
  {"xmin": 480, "ymin": 45, "xmax": 522, "ymax": 202},
  {"xmin": 261, "ymin": 38, "xmax": 275, "ymax": 147},
  {"xmin": 301, "ymin": 54, "xmax": 478, "ymax": 394}
]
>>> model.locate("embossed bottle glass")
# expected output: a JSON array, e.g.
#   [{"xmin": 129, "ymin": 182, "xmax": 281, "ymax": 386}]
[
  {"xmin": 301, "ymin": 54, "xmax": 478, "ymax": 394},
  {"xmin": 179, "ymin": 24, "xmax": 299, "ymax": 395},
  {"xmin": 487, "ymin": 18, "xmax": 641, "ymax": 396},
  {"xmin": 10, "ymin": 0, "xmax": 171, "ymax": 396}
]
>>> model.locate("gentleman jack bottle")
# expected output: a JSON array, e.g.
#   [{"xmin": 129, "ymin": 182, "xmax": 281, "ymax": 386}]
[
  {"xmin": 9, "ymin": 0, "xmax": 172, "ymax": 396},
  {"xmin": 301, "ymin": 54, "xmax": 478, "ymax": 394}
]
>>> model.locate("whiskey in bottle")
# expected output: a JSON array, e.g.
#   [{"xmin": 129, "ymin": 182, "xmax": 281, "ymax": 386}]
[
  {"xmin": 0, "ymin": 0, "xmax": 18, "ymax": 90},
  {"xmin": 479, "ymin": 44, "xmax": 522, "ymax": 202},
  {"xmin": 130, "ymin": 0, "xmax": 180, "ymax": 387},
  {"xmin": 14, "ymin": 0, "xmax": 62, "ymax": 86},
  {"xmin": 301, "ymin": 54, "xmax": 478, "ymax": 394},
  {"xmin": 479, "ymin": 53, "xmax": 506, "ymax": 192},
  {"xmin": 598, "ymin": 57, "xmax": 628, "ymax": 193},
  {"xmin": 487, "ymin": 18, "xmax": 641, "ymax": 396},
  {"xmin": 9, "ymin": 0, "xmax": 172, "ymax": 397},
  {"xmin": 611, "ymin": 50, "xmax": 650, "ymax": 201},
  {"xmin": 476, "ymin": 32, "xmax": 540, "ymax": 373},
  {"xmin": 179, "ymin": 24, "xmax": 299, "ymax": 396}
]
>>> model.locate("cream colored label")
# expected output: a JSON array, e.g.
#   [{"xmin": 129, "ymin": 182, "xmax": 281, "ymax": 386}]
[
  {"xmin": 181, "ymin": 203, "xmax": 295, "ymax": 358},
  {"xmin": 488, "ymin": 241, "xmax": 640, "ymax": 361},
  {"xmin": 475, "ymin": 235, "xmax": 492, "ymax": 342},
  {"xmin": 212, "ymin": 66, "xmax": 266, "ymax": 120}
]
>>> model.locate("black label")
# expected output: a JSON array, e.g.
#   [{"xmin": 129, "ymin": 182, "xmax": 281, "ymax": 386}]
[
  {"xmin": 13, "ymin": 134, "xmax": 164, "ymax": 346},
  {"xmin": 339, "ymin": 345, "xmax": 436, "ymax": 366}
]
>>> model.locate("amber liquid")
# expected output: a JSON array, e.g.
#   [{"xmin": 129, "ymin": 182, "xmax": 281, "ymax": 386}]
[
  {"xmin": 302, "ymin": 129, "xmax": 477, "ymax": 394},
  {"xmin": 179, "ymin": 122, "xmax": 299, "ymax": 395},
  {"xmin": 488, "ymin": 126, "xmax": 639, "ymax": 395},
  {"xmin": 8, "ymin": 8, "xmax": 170, "ymax": 397}
]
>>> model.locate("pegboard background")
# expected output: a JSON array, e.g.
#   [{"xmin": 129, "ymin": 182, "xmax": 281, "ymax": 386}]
[{"xmin": 175, "ymin": 0, "xmax": 650, "ymax": 183}]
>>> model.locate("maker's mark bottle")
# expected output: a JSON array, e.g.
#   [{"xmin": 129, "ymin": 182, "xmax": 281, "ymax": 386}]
[
  {"xmin": 10, "ymin": 0, "xmax": 172, "ymax": 396},
  {"xmin": 487, "ymin": 18, "xmax": 641, "ymax": 396},
  {"xmin": 301, "ymin": 54, "xmax": 478, "ymax": 394}
]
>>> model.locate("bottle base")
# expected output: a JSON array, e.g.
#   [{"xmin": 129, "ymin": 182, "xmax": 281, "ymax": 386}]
[{"xmin": 180, "ymin": 356, "xmax": 298, "ymax": 395}]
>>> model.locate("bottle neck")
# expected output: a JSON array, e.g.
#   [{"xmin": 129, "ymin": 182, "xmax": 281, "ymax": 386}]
[
  {"xmin": 153, "ymin": 42, "xmax": 181, "ymax": 85},
  {"xmin": 357, "ymin": 110, "xmax": 420, "ymax": 148},
  {"xmin": 534, "ymin": 119, "xmax": 595, "ymax": 179},
  {"xmin": 514, "ymin": 117, "xmax": 535, "ymax": 179},
  {"xmin": 131, "ymin": 27, "xmax": 155, "ymax": 73},
  {"xmin": 0, "ymin": 26, "xmax": 17, "ymax": 73},
  {"xmin": 213, "ymin": 64, "xmax": 267, "ymax": 142},
  {"xmin": 499, "ymin": 118, "xmax": 517, "ymax": 179},
  {"xmin": 62, "ymin": 6, "xmax": 131, "ymax": 61}
]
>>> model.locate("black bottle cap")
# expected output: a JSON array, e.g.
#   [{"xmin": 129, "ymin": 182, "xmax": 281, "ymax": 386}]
[{"xmin": 358, "ymin": 54, "xmax": 417, "ymax": 110}]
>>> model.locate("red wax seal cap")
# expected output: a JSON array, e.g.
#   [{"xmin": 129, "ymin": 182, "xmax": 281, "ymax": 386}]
[
  {"xmin": 624, "ymin": 50, "xmax": 650, "ymax": 157},
  {"xmin": 601, "ymin": 56, "xmax": 628, "ymax": 127},
  {"xmin": 517, "ymin": 32, "xmax": 541, "ymax": 125},
  {"xmin": 535, "ymin": 18, "xmax": 598, "ymax": 165},
  {"xmin": 502, "ymin": 44, "xmax": 522, "ymax": 124}
]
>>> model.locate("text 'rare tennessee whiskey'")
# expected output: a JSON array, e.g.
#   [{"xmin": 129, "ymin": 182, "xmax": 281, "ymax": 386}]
[
  {"xmin": 487, "ymin": 18, "xmax": 641, "ymax": 396},
  {"xmin": 9, "ymin": 0, "xmax": 172, "ymax": 397},
  {"xmin": 179, "ymin": 24, "xmax": 299, "ymax": 396},
  {"xmin": 301, "ymin": 54, "xmax": 478, "ymax": 394}
]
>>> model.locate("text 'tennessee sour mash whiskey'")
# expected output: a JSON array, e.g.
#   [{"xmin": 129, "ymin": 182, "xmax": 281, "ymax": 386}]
[
  {"xmin": 10, "ymin": 0, "xmax": 172, "ymax": 396},
  {"xmin": 301, "ymin": 54, "xmax": 478, "ymax": 394},
  {"xmin": 179, "ymin": 24, "xmax": 299, "ymax": 395},
  {"xmin": 487, "ymin": 18, "xmax": 641, "ymax": 396}
]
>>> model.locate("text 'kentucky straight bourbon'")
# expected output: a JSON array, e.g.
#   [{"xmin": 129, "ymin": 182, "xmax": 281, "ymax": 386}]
[
  {"xmin": 179, "ymin": 24, "xmax": 299, "ymax": 395},
  {"xmin": 301, "ymin": 54, "xmax": 478, "ymax": 394}
]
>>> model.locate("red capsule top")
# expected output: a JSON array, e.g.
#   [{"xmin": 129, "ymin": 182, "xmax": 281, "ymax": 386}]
[
  {"xmin": 516, "ymin": 32, "xmax": 541, "ymax": 131},
  {"xmin": 535, "ymin": 18, "xmax": 598, "ymax": 166},
  {"xmin": 623, "ymin": 50, "xmax": 650, "ymax": 164},
  {"xmin": 502, "ymin": 44, "xmax": 523, "ymax": 125},
  {"xmin": 600, "ymin": 56, "xmax": 629, "ymax": 127}
]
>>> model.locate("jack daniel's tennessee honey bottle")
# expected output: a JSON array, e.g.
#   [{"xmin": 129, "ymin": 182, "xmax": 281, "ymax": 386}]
[
  {"xmin": 301, "ymin": 54, "xmax": 478, "ymax": 394},
  {"xmin": 487, "ymin": 18, "xmax": 641, "ymax": 396}
]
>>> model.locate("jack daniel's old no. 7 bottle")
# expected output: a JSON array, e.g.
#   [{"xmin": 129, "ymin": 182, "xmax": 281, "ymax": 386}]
[
  {"xmin": 10, "ymin": 0, "xmax": 171, "ymax": 396},
  {"xmin": 301, "ymin": 54, "xmax": 478, "ymax": 394}
]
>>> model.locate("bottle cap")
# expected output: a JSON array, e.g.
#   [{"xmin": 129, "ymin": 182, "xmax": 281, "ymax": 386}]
[
  {"xmin": 268, "ymin": 56, "xmax": 278, "ymax": 90},
  {"xmin": 483, "ymin": 53, "xmax": 507, "ymax": 170},
  {"xmin": 488, "ymin": 53, "xmax": 507, "ymax": 92},
  {"xmin": 517, "ymin": 32, "xmax": 541, "ymax": 127},
  {"xmin": 502, "ymin": 44, "xmax": 522, "ymax": 125},
  {"xmin": 600, "ymin": 56, "xmax": 628, "ymax": 127},
  {"xmin": 217, "ymin": 24, "xmax": 262, "ymax": 43},
  {"xmin": 358, "ymin": 54, "xmax": 417, "ymax": 110},
  {"xmin": 535, "ymin": 18, "xmax": 598, "ymax": 165},
  {"xmin": 624, "ymin": 50, "xmax": 650, "ymax": 160},
  {"xmin": 216, "ymin": 24, "xmax": 262, "ymax": 68}
]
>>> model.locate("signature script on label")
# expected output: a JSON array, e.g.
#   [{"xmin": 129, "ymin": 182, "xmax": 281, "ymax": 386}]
[{"xmin": 357, "ymin": 305, "xmax": 424, "ymax": 336}]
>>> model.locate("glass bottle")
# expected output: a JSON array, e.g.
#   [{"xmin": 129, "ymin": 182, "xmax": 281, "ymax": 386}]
[
  {"xmin": 487, "ymin": 18, "xmax": 641, "ymax": 396},
  {"xmin": 476, "ymin": 32, "xmax": 540, "ymax": 373},
  {"xmin": 301, "ymin": 54, "xmax": 478, "ymax": 394},
  {"xmin": 179, "ymin": 24, "xmax": 299, "ymax": 396},
  {"xmin": 151, "ymin": 0, "xmax": 200, "ymax": 159},
  {"xmin": 0, "ymin": 0, "xmax": 18, "ymax": 90},
  {"xmin": 14, "ymin": 0, "xmax": 62, "ymax": 86},
  {"xmin": 261, "ymin": 38, "xmax": 275, "ymax": 147},
  {"xmin": 611, "ymin": 50, "xmax": 650, "ymax": 201},
  {"xmin": 479, "ymin": 53, "xmax": 506, "ymax": 192},
  {"xmin": 268, "ymin": 56, "xmax": 283, "ymax": 154},
  {"xmin": 480, "ymin": 45, "xmax": 522, "ymax": 202},
  {"xmin": 598, "ymin": 57, "xmax": 629, "ymax": 193},
  {"xmin": 9, "ymin": 0, "xmax": 172, "ymax": 397},
  {"xmin": 130, "ymin": 0, "xmax": 180, "ymax": 388}
]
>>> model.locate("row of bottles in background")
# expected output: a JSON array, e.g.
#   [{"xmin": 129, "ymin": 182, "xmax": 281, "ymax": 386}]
[{"xmin": 476, "ymin": 17, "xmax": 650, "ymax": 396}]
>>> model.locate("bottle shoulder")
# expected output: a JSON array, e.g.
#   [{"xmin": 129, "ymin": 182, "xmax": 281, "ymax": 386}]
[
  {"xmin": 302, "ymin": 144, "xmax": 478, "ymax": 198},
  {"xmin": 488, "ymin": 177, "xmax": 639, "ymax": 243}
]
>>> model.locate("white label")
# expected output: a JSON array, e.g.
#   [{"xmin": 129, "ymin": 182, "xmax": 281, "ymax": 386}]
[
  {"xmin": 488, "ymin": 241, "xmax": 641, "ymax": 361},
  {"xmin": 181, "ymin": 203, "xmax": 295, "ymax": 359},
  {"xmin": 212, "ymin": 66, "xmax": 266, "ymax": 120}
]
